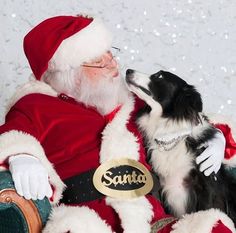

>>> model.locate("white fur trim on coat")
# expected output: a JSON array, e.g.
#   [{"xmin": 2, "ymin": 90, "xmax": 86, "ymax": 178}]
[
  {"xmin": 100, "ymin": 95, "xmax": 153, "ymax": 233},
  {"xmin": 100, "ymin": 94, "xmax": 139, "ymax": 163},
  {"xmin": 43, "ymin": 205, "xmax": 113, "ymax": 233},
  {"xmin": 224, "ymin": 157, "xmax": 236, "ymax": 168},
  {"xmin": 48, "ymin": 17, "xmax": 112, "ymax": 72},
  {"xmin": 170, "ymin": 208, "xmax": 235, "ymax": 233},
  {"xmin": 0, "ymin": 130, "xmax": 65, "ymax": 204},
  {"xmin": 6, "ymin": 79, "xmax": 57, "ymax": 114},
  {"xmin": 106, "ymin": 197, "xmax": 153, "ymax": 233}
]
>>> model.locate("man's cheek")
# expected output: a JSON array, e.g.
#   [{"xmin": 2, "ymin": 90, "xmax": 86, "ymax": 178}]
[
  {"xmin": 82, "ymin": 68, "xmax": 102, "ymax": 81},
  {"xmin": 74, "ymin": 76, "xmax": 81, "ymax": 89}
]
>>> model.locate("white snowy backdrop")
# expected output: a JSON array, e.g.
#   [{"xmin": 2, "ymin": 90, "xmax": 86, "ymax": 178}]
[{"xmin": 0, "ymin": 0, "xmax": 236, "ymax": 127}]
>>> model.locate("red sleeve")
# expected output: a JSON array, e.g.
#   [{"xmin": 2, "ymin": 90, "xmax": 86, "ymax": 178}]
[
  {"xmin": 214, "ymin": 123, "xmax": 236, "ymax": 160},
  {"xmin": 0, "ymin": 105, "xmax": 39, "ymax": 138},
  {"xmin": 0, "ymin": 96, "xmax": 65, "ymax": 204},
  {"xmin": 212, "ymin": 220, "xmax": 233, "ymax": 233},
  {"xmin": 0, "ymin": 104, "xmax": 40, "ymax": 168}
]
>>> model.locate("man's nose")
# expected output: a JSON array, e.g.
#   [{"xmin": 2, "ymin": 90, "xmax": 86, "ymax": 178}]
[{"xmin": 109, "ymin": 57, "xmax": 118, "ymax": 68}]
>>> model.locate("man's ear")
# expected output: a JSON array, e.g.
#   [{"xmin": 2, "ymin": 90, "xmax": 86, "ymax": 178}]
[{"xmin": 174, "ymin": 85, "xmax": 203, "ymax": 122}]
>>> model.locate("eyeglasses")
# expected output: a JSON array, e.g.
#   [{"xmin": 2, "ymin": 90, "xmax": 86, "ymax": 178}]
[{"xmin": 81, "ymin": 46, "xmax": 121, "ymax": 68}]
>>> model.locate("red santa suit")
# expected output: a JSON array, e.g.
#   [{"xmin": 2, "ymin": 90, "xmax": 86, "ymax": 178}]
[
  {"xmin": 0, "ymin": 14, "xmax": 235, "ymax": 233},
  {"xmin": 0, "ymin": 80, "xmax": 235, "ymax": 233}
]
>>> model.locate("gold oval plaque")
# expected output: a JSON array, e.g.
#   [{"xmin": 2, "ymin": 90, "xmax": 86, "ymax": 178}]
[{"xmin": 93, "ymin": 158, "xmax": 154, "ymax": 199}]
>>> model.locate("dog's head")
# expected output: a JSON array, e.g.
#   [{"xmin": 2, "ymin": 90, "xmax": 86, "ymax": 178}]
[{"xmin": 125, "ymin": 69, "xmax": 202, "ymax": 123}]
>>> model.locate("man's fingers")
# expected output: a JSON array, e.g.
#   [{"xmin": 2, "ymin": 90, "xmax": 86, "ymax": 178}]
[
  {"xmin": 196, "ymin": 148, "xmax": 211, "ymax": 164},
  {"xmin": 214, "ymin": 163, "xmax": 221, "ymax": 173},
  {"xmin": 37, "ymin": 175, "xmax": 47, "ymax": 200},
  {"xmin": 9, "ymin": 155, "xmax": 51, "ymax": 200},
  {"xmin": 12, "ymin": 172, "xmax": 51, "ymax": 200},
  {"xmin": 21, "ymin": 174, "xmax": 31, "ymax": 200},
  {"xmin": 29, "ymin": 174, "xmax": 38, "ymax": 200},
  {"xmin": 46, "ymin": 181, "xmax": 53, "ymax": 198},
  {"xmin": 199, "ymin": 157, "xmax": 213, "ymax": 172},
  {"xmin": 12, "ymin": 174, "xmax": 23, "ymax": 196},
  {"xmin": 204, "ymin": 166, "xmax": 215, "ymax": 176}
]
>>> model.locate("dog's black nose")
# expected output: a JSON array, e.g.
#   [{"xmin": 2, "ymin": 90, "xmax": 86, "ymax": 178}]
[{"xmin": 126, "ymin": 69, "xmax": 134, "ymax": 75}]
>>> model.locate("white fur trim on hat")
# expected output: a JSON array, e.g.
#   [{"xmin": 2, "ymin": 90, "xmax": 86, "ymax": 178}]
[
  {"xmin": 170, "ymin": 208, "xmax": 235, "ymax": 233},
  {"xmin": 0, "ymin": 130, "xmax": 65, "ymax": 204},
  {"xmin": 48, "ymin": 17, "xmax": 112, "ymax": 72},
  {"xmin": 43, "ymin": 205, "xmax": 113, "ymax": 233}
]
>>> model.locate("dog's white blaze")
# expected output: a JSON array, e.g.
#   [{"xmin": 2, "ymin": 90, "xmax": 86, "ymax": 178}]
[{"xmin": 132, "ymin": 71, "xmax": 150, "ymax": 89}]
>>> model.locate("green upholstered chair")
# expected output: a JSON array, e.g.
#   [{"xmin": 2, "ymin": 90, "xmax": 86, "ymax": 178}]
[
  {"xmin": 0, "ymin": 171, "xmax": 51, "ymax": 233},
  {"xmin": 227, "ymin": 167, "xmax": 236, "ymax": 178}
]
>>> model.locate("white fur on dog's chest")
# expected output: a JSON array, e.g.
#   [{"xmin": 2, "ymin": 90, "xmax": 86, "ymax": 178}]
[
  {"xmin": 150, "ymin": 142, "xmax": 193, "ymax": 177},
  {"xmin": 150, "ymin": 143, "xmax": 194, "ymax": 217},
  {"xmin": 138, "ymin": 113, "xmax": 195, "ymax": 217}
]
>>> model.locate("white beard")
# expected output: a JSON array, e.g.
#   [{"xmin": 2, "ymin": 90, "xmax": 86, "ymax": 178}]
[
  {"xmin": 43, "ymin": 69, "xmax": 129, "ymax": 115},
  {"xmin": 74, "ymin": 72, "xmax": 129, "ymax": 115}
]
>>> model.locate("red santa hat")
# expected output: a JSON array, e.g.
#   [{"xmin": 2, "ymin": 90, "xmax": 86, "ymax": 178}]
[{"xmin": 23, "ymin": 15, "xmax": 112, "ymax": 80}]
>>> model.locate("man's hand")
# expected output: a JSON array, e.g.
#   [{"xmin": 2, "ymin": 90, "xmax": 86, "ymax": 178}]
[
  {"xmin": 9, "ymin": 154, "xmax": 52, "ymax": 200},
  {"xmin": 196, "ymin": 130, "xmax": 226, "ymax": 176}
]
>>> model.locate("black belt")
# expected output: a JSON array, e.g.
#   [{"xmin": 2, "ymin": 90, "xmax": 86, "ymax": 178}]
[{"xmin": 60, "ymin": 168, "xmax": 161, "ymax": 204}]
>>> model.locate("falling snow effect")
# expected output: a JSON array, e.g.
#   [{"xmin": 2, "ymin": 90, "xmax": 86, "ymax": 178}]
[{"xmin": 0, "ymin": 0, "xmax": 235, "ymax": 128}]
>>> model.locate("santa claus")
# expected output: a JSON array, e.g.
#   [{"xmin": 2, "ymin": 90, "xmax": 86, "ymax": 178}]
[{"xmin": 0, "ymin": 14, "xmax": 236, "ymax": 233}]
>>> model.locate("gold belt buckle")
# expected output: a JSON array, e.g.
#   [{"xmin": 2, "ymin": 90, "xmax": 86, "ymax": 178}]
[{"xmin": 93, "ymin": 158, "xmax": 154, "ymax": 199}]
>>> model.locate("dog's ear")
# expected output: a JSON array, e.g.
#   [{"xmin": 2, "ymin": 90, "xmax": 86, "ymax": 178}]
[{"xmin": 174, "ymin": 85, "xmax": 202, "ymax": 122}]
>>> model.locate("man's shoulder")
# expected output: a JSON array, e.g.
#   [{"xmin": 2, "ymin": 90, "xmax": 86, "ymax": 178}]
[
  {"xmin": 6, "ymin": 80, "xmax": 57, "ymax": 112},
  {"xmin": 6, "ymin": 81, "xmax": 103, "ymax": 121}
]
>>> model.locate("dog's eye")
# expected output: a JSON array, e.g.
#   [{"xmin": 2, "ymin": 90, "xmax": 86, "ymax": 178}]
[{"xmin": 153, "ymin": 72, "xmax": 164, "ymax": 79}]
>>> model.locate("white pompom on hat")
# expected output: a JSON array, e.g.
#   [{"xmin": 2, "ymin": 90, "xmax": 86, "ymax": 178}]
[{"xmin": 23, "ymin": 15, "xmax": 112, "ymax": 80}]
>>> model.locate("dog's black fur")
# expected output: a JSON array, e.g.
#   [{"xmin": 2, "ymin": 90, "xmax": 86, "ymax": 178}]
[{"xmin": 125, "ymin": 69, "xmax": 236, "ymax": 225}]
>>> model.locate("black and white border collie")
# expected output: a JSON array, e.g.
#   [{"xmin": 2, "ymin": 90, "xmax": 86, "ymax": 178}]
[{"xmin": 125, "ymin": 69, "xmax": 236, "ymax": 225}]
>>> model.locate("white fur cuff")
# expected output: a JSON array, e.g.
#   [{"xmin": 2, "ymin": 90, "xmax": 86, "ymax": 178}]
[
  {"xmin": 171, "ymin": 209, "xmax": 235, "ymax": 233},
  {"xmin": 43, "ymin": 205, "xmax": 113, "ymax": 233},
  {"xmin": 0, "ymin": 130, "xmax": 65, "ymax": 204}
]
